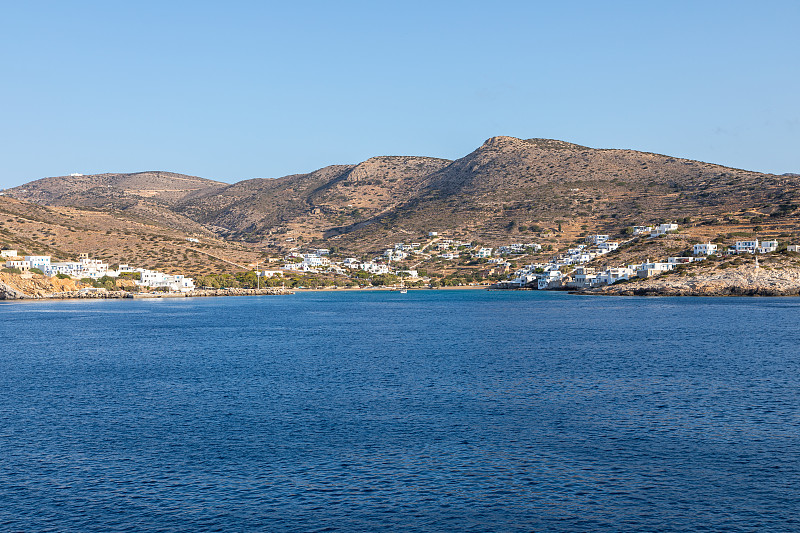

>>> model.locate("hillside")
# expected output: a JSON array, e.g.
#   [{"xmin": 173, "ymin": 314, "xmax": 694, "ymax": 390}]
[
  {"xmin": 5, "ymin": 136, "xmax": 799, "ymax": 263},
  {"xmin": 0, "ymin": 195, "xmax": 263, "ymax": 277},
  {"xmin": 9, "ymin": 171, "xmax": 226, "ymax": 205}
]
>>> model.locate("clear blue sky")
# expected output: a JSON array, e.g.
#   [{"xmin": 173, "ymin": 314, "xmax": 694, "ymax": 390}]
[{"xmin": 1, "ymin": 1, "xmax": 798, "ymax": 189}]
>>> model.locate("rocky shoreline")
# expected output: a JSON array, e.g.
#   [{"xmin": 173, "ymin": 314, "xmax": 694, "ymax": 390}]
[
  {"xmin": 574, "ymin": 263, "xmax": 800, "ymax": 297},
  {"xmin": 0, "ymin": 286, "xmax": 293, "ymax": 300}
]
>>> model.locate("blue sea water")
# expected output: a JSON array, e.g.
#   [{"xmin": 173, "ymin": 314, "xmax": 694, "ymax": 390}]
[{"xmin": 1, "ymin": 289, "xmax": 799, "ymax": 532}]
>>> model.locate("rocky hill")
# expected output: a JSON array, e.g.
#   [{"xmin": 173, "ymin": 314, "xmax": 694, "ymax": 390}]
[
  {"xmin": 583, "ymin": 254, "xmax": 800, "ymax": 296},
  {"xmin": 10, "ymin": 171, "xmax": 226, "ymax": 205},
  {"xmin": 5, "ymin": 136, "xmax": 799, "ymax": 258}
]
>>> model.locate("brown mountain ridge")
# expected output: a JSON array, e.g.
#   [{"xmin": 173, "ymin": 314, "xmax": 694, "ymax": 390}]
[{"xmin": 6, "ymin": 137, "xmax": 799, "ymax": 258}]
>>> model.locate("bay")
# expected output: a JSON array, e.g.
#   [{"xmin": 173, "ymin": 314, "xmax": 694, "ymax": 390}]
[{"xmin": 1, "ymin": 290, "xmax": 799, "ymax": 531}]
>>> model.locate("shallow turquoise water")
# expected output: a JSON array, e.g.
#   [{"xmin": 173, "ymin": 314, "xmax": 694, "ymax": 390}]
[{"xmin": 1, "ymin": 290, "xmax": 799, "ymax": 531}]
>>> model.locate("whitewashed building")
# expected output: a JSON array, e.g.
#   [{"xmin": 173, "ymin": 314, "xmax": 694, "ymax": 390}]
[
  {"xmin": 136, "ymin": 269, "xmax": 195, "ymax": 292},
  {"xmin": 758, "ymin": 240, "xmax": 779, "ymax": 253},
  {"xmin": 693, "ymin": 243, "xmax": 718, "ymax": 256},
  {"xmin": 24, "ymin": 256, "xmax": 51, "ymax": 270},
  {"xmin": 5, "ymin": 259, "xmax": 29, "ymax": 271},
  {"xmin": 734, "ymin": 240, "xmax": 759, "ymax": 254},
  {"xmin": 585, "ymin": 235, "xmax": 609, "ymax": 244},
  {"xmin": 636, "ymin": 262, "xmax": 675, "ymax": 278},
  {"xmin": 650, "ymin": 223, "xmax": 679, "ymax": 237}
]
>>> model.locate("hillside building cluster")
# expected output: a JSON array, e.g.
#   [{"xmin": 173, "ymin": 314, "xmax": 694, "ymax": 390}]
[
  {"xmin": 499, "ymin": 224, "xmax": 797, "ymax": 290},
  {"xmin": 1, "ymin": 251, "xmax": 195, "ymax": 292}
]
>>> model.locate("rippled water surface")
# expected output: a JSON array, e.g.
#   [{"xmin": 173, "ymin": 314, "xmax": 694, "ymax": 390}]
[{"xmin": 1, "ymin": 290, "xmax": 799, "ymax": 531}]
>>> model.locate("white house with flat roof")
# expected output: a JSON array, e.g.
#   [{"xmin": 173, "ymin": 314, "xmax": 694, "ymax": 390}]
[
  {"xmin": 0, "ymin": 250, "xmax": 18, "ymax": 258},
  {"xmin": 24, "ymin": 256, "xmax": 51, "ymax": 270},
  {"xmin": 637, "ymin": 262, "xmax": 675, "ymax": 278},
  {"xmin": 650, "ymin": 223, "xmax": 679, "ymax": 238},
  {"xmin": 734, "ymin": 240, "xmax": 759, "ymax": 254},
  {"xmin": 5, "ymin": 259, "xmax": 29, "ymax": 271},
  {"xmin": 135, "ymin": 269, "xmax": 195, "ymax": 292},
  {"xmin": 585, "ymin": 235, "xmax": 609, "ymax": 244},
  {"xmin": 758, "ymin": 241, "xmax": 778, "ymax": 253},
  {"xmin": 693, "ymin": 243, "xmax": 718, "ymax": 256}
]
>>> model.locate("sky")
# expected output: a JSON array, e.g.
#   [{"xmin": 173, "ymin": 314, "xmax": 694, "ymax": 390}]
[{"xmin": 1, "ymin": 1, "xmax": 798, "ymax": 189}]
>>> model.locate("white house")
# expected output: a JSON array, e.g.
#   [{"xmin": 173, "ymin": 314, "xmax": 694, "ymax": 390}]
[
  {"xmin": 636, "ymin": 262, "xmax": 675, "ymax": 278},
  {"xmin": 301, "ymin": 254, "xmax": 329, "ymax": 268},
  {"xmin": 0, "ymin": 250, "xmax": 18, "ymax": 258},
  {"xmin": 360, "ymin": 262, "xmax": 390, "ymax": 275},
  {"xmin": 650, "ymin": 223, "xmax": 679, "ymax": 238},
  {"xmin": 441, "ymin": 252, "xmax": 460, "ymax": 260},
  {"xmin": 632, "ymin": 226, "xmax": 653, "ymax": 235},
  {"xmin": 24, "ymin": 256, "xmax": 51, "ymax": 270},
  {"xmin": 758, "ymin": 240, "xmax": 778, "ymax": 253},
  {"xmin": 734, "ymin": 240, "xmax": 759, "ymax": 254},
  {"xmin": 384, "ymin": 249, "xmax": 407, "ymax": 261},
  {"xmin": 428, "ymin": 231, "xmax": 438, "ymax": 237},
  {"xmin": 693, "ymin": 243, "xmax": 718, "ymax": 256},
  {"xmin": 44, "ymin": 261, "xmax": 83, "ymax": 277},
  {"xmin": 536, "ymin": 270, "xmax": 563, "ymax": 290},
  {"xmin": 572, "ymin": 266, "xmax": 598, "ymax": 288},
  {"xmin": 342, "ymin": 258, "xmax": 362, "ymax": 269},
  {"xmin": 78, "ymin": 258, "xmax": 109, "ymax": 279},
  {"xmin": 585, "ymin": 234, "xmax": 609, "ymax": 244},
  {"xmin": 5, "ymin": 259, "xmax": 30, "ymax": 271},
  {"xmin": 136, "ymin": 269, "xmax": 195, "ymax": 292},
  {"xmin": 473, "ymin": 247, "xmax": 493, "ymax": 259},
  {"xmin": 789, "ymin": 245, "xmax": 800, "ymax": 253},
  {"xmin": 596, "ymin": 267, "xmax": 635, "ymax": 285},
  {"xmin": 597, "ymin": 242, "xmax": 619, "ymax": 253}
]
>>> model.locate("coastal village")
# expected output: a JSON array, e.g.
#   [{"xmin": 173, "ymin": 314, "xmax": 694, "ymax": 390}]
[{"xmin": 3, "ymin": 220, "xmax": 800, "ymax": 299}]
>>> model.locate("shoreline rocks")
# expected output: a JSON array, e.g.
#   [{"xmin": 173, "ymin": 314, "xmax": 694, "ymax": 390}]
[
  {"xmin": 1, "ymin": 286, "xmax": 294, "ymax": 301},
  {"xmin": 576, "ymin": 264, "xmax": 800, "ymax": 297}
]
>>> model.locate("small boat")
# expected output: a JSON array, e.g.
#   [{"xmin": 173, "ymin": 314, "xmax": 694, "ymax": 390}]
[{"xmin": 399, "ymin": 289, "xmax": 407, "ymax": 294}]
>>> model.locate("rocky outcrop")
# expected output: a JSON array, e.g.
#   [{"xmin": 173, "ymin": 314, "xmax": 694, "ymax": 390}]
[
  {"xmin": 0, "ymin": 281, "xmax": 26, "ymax": 300},
  {"xmin": 581, "ymin": 263, "xmax": 800, "ymax": 297},
  {"xmin": 0, "ymin": 272, "xmax": 84, "ymax": 299},
  {"xmin": 170, "ymin": 287, "xmax": 293, "ymax": 297},
  {"xmin": 48, "ymin": 290, "xmax": 132, "ymax": 299}
]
